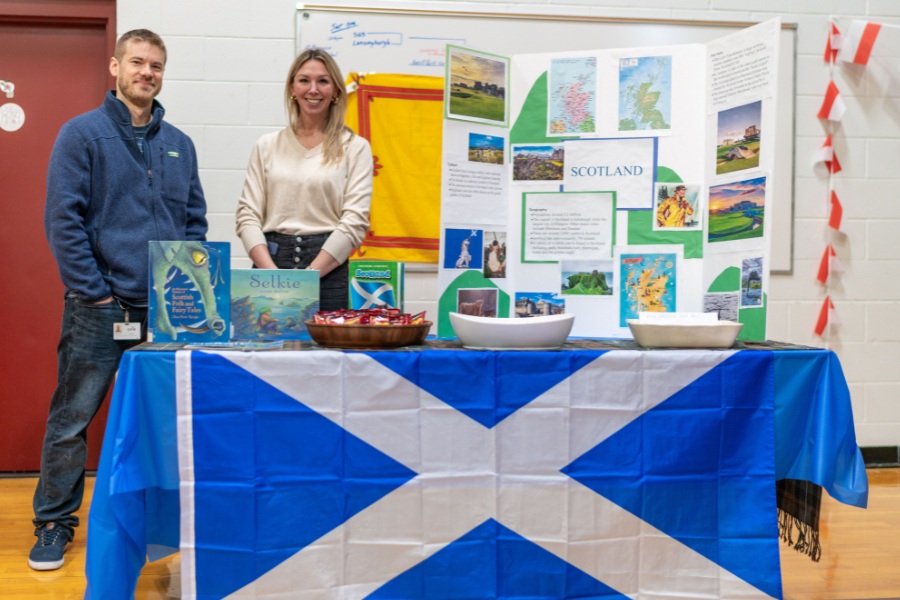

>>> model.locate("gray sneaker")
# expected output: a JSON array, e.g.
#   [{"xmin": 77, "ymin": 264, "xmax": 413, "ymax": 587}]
[{"xmin": 28, "ymin": 522, "xmax": 72, "ymax": 571}]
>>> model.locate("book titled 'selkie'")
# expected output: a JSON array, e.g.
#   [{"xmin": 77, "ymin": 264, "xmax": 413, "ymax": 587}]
[
  {"xmin": 349, "ymin": 260, "xmax": 405, "ymax": 310},
  {"xmin": 148, "ymin": 241, "xmax": 231, "ymax": 343},
  {"xmin": 230, "ymin": 269, "xmax": 320, "ymax": 341}
]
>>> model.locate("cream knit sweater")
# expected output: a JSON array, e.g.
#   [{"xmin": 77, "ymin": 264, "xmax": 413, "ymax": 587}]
[{"xmin": 235, "ymin": 127, "xmax": 373, "ymax": 264}]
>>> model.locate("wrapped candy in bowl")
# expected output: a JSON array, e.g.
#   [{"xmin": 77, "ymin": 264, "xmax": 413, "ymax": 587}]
[{"xmin": 305, "ymin": 308, "xmax": 431, "ymax": 349}]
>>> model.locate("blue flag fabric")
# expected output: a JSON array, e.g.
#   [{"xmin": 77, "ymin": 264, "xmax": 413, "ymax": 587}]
[{"xmin": 176, "ymin": 349, "xmax": 781, "ymax": 599}]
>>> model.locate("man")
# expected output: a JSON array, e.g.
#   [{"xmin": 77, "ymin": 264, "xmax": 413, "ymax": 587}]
[
  {"xmin": 29, "ymin": 29, "xmax": 207, "ymax": 570},
  {"xmin": 656, "ymin": 184, "xmax": 694, "ymax": 228},
  {"xmin": 486, "ymin": 240, "xmax": 505, "ymax": 278}
]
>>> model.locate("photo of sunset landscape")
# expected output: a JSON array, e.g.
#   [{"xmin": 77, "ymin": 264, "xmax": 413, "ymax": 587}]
[{"xmin": 707, "ymin": 175, "xmax": 766, "ymax": 243}]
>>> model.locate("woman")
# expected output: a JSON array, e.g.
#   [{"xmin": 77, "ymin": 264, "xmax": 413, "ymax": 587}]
[{"xmin": 235, "ymin": 48, "xmax": 373, "ymax": 311}]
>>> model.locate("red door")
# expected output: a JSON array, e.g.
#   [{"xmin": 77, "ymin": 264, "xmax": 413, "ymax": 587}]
[{"xmin": 0, "ymin": 2, "xmax": 115, "ymax": 471}]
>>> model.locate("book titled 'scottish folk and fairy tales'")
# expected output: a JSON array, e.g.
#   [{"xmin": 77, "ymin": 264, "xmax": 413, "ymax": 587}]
[
  {"xmin": 148, "ymin": 241, "xmax": 231, "ymax": 343},
  {"xmin": 349, "ymin": 260, "xmax": 405, "ymax": 311},
  {"xmin": 230, "ymin": 269, "xmax": 320, "ymax": 341}
]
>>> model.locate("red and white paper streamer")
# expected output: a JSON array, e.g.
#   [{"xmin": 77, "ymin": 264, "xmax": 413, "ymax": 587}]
[
  {"xmin": 817, "ymin": 81, "xmax": 846, "ymax": 121},
  {"xmin": 829, "ymin": 190, "xmax": 843, "ymax": 231},
  {"xmin": 814, "ymin": 134, "xmax": 842, "ymax": 175},
  {"xmin": 814, "ymin": 296, "xmax": 838, "ymax": 337},
  {"xmin": 816, "ymin": 244, "xmax": 843, "ymax": 285},
  {"xmin": 839, "ymin": 20, "xmax": 882, "ymax": 65},
  {"xmin": 824, "ymin": 21, "xmax": 843, "ymax": 63}
]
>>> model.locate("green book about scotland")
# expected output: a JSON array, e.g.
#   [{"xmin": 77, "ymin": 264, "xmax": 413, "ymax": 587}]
[
  {"xmin": 348, "ymin": 260, "xmax": 405, "ymax": 310},
  {"xmin": 230, "ymin": 269, "xmax": 319, "ymax": 341},
  {"xmin": 148, "ymin": 241, "xmax": 231, "ymax": 343}
]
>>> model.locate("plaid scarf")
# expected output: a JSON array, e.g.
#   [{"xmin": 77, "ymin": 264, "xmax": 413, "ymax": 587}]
[{"xmin": 777, "ymin": 478, "xmax": 822, "ymax": 561}]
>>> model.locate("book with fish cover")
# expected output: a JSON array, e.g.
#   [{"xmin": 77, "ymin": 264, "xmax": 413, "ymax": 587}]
[{"xmin": 148, "ymin": 241, "xmax": 231, "ymax": 343}]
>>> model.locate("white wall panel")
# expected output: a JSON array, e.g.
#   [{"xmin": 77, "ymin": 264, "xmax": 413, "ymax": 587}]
[{"xmin": 118, "ymin": 0, "xmax": 900, "ymax": 446}]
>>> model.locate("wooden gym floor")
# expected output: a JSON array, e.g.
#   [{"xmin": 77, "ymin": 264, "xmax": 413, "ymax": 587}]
[{"xmin": 0, "ymin": 469, "xmax": 898, "ymax": 599}]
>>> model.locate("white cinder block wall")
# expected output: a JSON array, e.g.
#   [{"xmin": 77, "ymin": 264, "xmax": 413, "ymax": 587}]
[{"xmin": 118, "ymin": 0, "xmax": 900, "ymax": 449}]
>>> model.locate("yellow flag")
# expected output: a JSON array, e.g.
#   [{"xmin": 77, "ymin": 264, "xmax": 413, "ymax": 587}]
[{"xmin": 346, "ymin": 73, "xmax": 444, "ymax": 264}]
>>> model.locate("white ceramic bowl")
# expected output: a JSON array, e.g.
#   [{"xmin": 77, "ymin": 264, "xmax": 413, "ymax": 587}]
[
  {"xmin": 627, "ymin": 320, "xmax": 743, "ymax": 349},
  {"xmin": 449, "ymin": 312, "xmax": 575, "ymax": 350}
]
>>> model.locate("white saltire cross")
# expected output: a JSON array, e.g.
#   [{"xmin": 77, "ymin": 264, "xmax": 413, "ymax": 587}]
[
  {"xmin": 350, "ymin": 278, "xmax": 394, "ymax": 309},
  {"xmin": 180, "ymin": 350, "xmax": 772, "ymax": 600}
]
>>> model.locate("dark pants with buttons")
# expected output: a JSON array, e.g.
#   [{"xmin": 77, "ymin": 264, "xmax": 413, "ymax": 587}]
[{"xmin": 263, "ymin": 231, "xmax": 349, "ymax": 312}]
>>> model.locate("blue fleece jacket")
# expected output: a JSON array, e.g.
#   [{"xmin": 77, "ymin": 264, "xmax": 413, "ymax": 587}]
[{"xmin": 44, "ymin": 91, "xmax": 207, "ymax": 303}]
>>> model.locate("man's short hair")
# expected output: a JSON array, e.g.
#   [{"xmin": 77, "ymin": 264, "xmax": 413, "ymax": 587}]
[
  {"xmin": 114, "ymin": 29, "xmax": 167, "ymax": 64},
  {"xmin": 674, "ymin": 185, "xmax": 686, "ymax": 191}
]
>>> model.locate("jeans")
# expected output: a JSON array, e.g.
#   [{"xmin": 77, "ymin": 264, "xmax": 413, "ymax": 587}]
[
  {"xmin": 32, "ymin": 295, "xmax": 146, "ymax": 531},
  {"xmin": 263, "ymin": 231, "xmax": 349, "ymax": 312}
]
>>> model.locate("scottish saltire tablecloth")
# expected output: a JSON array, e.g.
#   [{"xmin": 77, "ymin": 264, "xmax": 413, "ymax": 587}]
[{"xmin": 85, "ymin": 345, "xmax": 867, "ymax": 600}]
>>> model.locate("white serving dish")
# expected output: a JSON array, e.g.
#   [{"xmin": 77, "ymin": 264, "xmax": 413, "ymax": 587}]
[
  {"xmin": 626, "ymin": 320, "xmax": 743, "ymax": 349},
  {"xmin": 449, "ymin": 312, "xmax": 575, "ymax": 350}
]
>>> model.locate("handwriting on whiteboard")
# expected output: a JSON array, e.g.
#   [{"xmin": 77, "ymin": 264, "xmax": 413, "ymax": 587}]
[
  {"xmin": 352, "ymin": 31, "xmax": 403, "ymax": 47},
  {"xmin": 410, "ymin": 59, "xmax": 445, "ymax": 67},
  {"xmin": 330, "ymin": 21, "xmax": 358, "ymax": 34}
]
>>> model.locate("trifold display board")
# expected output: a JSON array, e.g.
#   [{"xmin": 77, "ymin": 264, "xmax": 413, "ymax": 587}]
[
  {"xmin": 298, "ymin": 8, "xmax": 785, "ymax": 341},
  {"xmin": 437, "ymin": 18, "xmax": 781, "ymax": 340},
  {"xmin": 296, "ymin": 6, "xmax": 796, "ymax": 274}
]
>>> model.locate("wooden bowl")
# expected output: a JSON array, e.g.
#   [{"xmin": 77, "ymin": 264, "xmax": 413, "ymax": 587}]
[{"xmin": 304, "ymin": 321, "xmax": 432, "ymax": 349}]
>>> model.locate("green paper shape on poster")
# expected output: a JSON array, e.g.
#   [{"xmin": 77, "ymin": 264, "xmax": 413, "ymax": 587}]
[
  {"xmin": 438, "ymin": 270, "xmax": 511, "ymax": 338},
  {"xmin": 705, "ymin": 266, "xmax": 766, "ymax": 341},
  {"xmin": 655, "ymin": 166, "xmax": 681, "ymax": 185},
  {"xmin": 708, "ymin": 266, "xmax": 741, "ymax": 292},
  {"xmin": 510, "ymin": 71, "xmax": 574, "ymax": 145},
  {"xmin": 627, "ymin": 167, "xmax": 703, "ymax": 259},
  {"xmin": 738, "ymin": 294, "xmax": 767, "ymax": 341}
]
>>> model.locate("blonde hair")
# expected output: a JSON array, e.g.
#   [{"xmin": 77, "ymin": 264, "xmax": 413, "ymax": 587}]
[{"xmin": 284, "ymin": 48, "xmax": 353, "ymax": 165}]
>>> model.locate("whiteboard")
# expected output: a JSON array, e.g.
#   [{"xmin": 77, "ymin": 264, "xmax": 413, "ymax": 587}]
[{"xmin": 297, "ymin": 4, "xmax": 797, "ymax": 273}]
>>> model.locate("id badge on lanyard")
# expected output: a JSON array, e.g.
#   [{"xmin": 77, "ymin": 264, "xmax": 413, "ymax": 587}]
[{"xmin": 114, "ymin": 306, "xmax": 141, "ymax": 340}]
